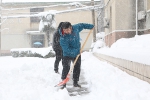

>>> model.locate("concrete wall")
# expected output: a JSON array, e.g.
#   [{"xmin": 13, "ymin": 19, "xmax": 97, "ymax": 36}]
[
  {"xmin": 146, "ymin": 11, "xmax": 150, "ymax": 30},
  {"xmin": 105, "ymin": 30, "xmax": 136, "ymax": 47},
  {"xmin": 104, "ymin": 0, "xmax": 135, "ymax": 34},
  {"xmin": 104, "ymin": 0, "xmax": 116, "ymax": 34},
  {"xmin": 116, "ymin": 0, "xmax": 135, "ymax": 30},
  {"xmin": 1, "ymin": 7, "xmax": 32, "ymax": 52},
  {"xmin": 147, "ymin": 0, "xmax": 150, "ymax": 10},
  {"xmin": 93, "ymin": 53, "xmax": 150, "ymax": 84}
]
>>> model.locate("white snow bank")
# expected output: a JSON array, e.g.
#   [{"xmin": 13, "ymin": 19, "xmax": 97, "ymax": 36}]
[
  {"xmin": 94, "ymin": 34, "xmax": 150, "ymax": 65},
  {"xmin": 111, "ymin": 35, "xmax": 150, "ymax": 49},
  {"xmin": 11, "ymin": 46, "xmax": 55, "ymax": 57},
  {"xmin": 91, "ymin": 32, "xmax": 105, "ymax": 51},
  {"xmin": 75, "ymin": 52, "xmax": 150, "ymax": 100}
]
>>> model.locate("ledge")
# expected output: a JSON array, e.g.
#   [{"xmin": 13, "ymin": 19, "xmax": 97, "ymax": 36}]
[{"xmin": 93, "ymin": 52, "xmax": 150, "ymax": 84}]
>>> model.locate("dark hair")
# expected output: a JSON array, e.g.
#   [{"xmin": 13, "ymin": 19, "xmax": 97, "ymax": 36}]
[
  {"xmin": 58, "ymin": 22, "xmax": 63, "ymax": 29},
  {"xmin": 61, "ymin": 22, "xmax": 72, "ymax": 29}
]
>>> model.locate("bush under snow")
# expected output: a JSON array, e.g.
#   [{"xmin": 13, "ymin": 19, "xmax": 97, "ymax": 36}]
[{"xmin": 10, "ymin": 47, "xmax": 55, "ymax": 58}]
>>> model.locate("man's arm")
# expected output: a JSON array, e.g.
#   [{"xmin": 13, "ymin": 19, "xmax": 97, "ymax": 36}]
[{"xmin": 74, "ymin": 23, "xmax": 94, "ymax": 32}]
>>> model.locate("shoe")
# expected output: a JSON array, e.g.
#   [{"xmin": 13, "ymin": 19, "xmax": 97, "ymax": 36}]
[
  {"xmin": 73, "ymin": 81, "xmax": 81, "ymax": 88},
  {"xmin": 60, "ymin": 84, "xmax": 66, "ymax": 89},
  {"xmin": 55, "ymin": 70, "xmax": 59, "ymax": 74}
]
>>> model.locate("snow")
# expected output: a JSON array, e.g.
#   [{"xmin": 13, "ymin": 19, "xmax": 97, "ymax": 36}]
[
  {"xmin": 0, "ymin": 52, "xmax": 150, "ymax": 100},
  {"xmin": 91, "ymin": 32, "xmax": 105, "ymax": 51},
  {"xmin": 11, "ymin": 47, "xmax": 54, "ymax": 57},
  {"xmin": 2, "ymin": 4, "xmax": 102, "ymax": 19},
  {"xmin": 93, "ymin": 34, "xmax": 150, "ymax": 65},
  {"xmin": 1, "ymin": 0, "xmax": 150, "ymax": 99},
  {"xmin": 39, "ymin": 20, "xmax": 45, "ymax": 32},
  {"xmin": 38, "ymin": 11, "xmax": 56, "ymax": 32},
  {"xmin": 69, "ymin": 2, "xmax": 85, "ymax": 7},
  {"xmin": 1, "ymin": 32, "xmax": 150, "ymax": 100}
]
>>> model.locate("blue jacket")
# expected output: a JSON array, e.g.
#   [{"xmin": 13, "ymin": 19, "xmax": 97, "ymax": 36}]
[{"xmin": 59, "ymin": 23, "xmax": 94, "ymax": 58}]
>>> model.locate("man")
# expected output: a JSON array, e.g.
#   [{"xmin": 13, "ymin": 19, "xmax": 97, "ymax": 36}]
[
  {"xmin": 59, "ymin": 22, "xmax": 94, "ymax": 88},
  {"xmin": 52, "ymin": 22, "xmax": 63, "ymax": 73}
]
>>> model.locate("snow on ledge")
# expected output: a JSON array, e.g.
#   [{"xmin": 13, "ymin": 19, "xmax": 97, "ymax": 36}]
[
  {"xmin": 11, "ymin": 47, "xmax": 54, "ymax": 57},
  {"xmin": 26, "ymin": 31, "xmax": 45, "ymax": 35}
]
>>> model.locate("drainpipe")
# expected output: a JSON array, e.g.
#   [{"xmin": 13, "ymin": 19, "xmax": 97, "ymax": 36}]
[{"xmin": 136, "ymin": 0, "xmax": 138, "ymax": 35}]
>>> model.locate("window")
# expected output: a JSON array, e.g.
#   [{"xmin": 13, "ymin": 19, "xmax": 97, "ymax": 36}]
[
  {"xmin": 30, "ymin": 8, "xmax": 44, "ymax": 23},
  {"xmin": 31, "ymin": 35, "xmax": 45, "ymax": 48}
]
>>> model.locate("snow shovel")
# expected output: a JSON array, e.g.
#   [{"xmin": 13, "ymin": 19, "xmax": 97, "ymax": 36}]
[{"xmin": 55, "ymin": 28, "xmax": 93, "ymax": 87}]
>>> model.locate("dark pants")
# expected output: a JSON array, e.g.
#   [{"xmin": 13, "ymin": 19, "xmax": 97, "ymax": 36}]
[
  {"xmin": 61, "ymin": 55, "xmax": 81, "ymax": 82},
  {"xmin": 54, "ymin": 49, "xmax": 62, "ymax": 72}
]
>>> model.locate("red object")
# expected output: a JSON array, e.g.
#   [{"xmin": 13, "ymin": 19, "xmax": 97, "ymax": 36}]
[
  {"xmin": 62, "ymin": 30, "xmax": 64, "ymax": 35},
  {"xmin": 55, "ymin": 74, "xmax": 70, "ymax": 87}
]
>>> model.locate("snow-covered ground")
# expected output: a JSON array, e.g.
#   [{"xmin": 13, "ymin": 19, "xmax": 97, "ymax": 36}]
[
  {"xmin": 0, "ymin": 51, "xmax": 150, "ymax": 100},
  {"xmin": 1, "ymin": 33, "xmax": 150, "ymax": 100},
  {"xmin": 93, "ymin": 34, "xmax": 150, "ymax": 65}
]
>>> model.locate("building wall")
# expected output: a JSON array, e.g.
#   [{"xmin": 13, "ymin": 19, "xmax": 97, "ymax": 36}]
[
  {"xmin": 104, "ymin": 0, "xmax": 148, "ymax": 47},
  {"xmin": 104, "ymin": 0, "xmax": 115, "ymax": 35},
  {"xmin": 116, "ymin": 0, "xmax": 135, "ymax": 30},
  {"xmin": 1, "ymin": 8, "xmax": 31, "ymax": 52},
  {"xmin": 147, "ymin": 0, "xmax": 150, "ymax": 10},
  {"xmin": 1, "ymin": 2, "xmax": 97, "ymax": 54}
]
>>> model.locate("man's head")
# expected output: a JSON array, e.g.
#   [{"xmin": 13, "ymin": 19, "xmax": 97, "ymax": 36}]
[
  {"xmin": 61, "ymin": 22, "xmax": 72, "ymax": 34},
  {"xmin": 58, "ymin": 22, "xmax": 63, "ymax": 29}
]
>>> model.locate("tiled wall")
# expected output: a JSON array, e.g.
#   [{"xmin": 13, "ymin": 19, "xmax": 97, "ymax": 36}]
[{"xmin": 93, "ymin": 53, "xmax": 150, "ymax": 84}]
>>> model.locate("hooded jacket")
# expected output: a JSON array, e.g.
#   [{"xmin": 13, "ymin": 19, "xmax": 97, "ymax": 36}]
[
  {"xmin": 52, "ymin": 29, "xmax": 62, "ymax": 51},
  {"xmin": 59, "ymin": 23, "xmax": 94, "ymax": 58}
]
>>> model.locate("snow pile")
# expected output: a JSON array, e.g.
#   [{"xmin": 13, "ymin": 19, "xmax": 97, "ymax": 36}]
[
  {"xmin": 91, "ymin": 32, "xmax": 105, "ymax": 51},
  {"xmin": 1, "ymin": 52, "xmax": 150, "ymax": 100},
  {"xmin": 69, "ymin": 2, "xmax": 85, "ymax": 7},
  {"xmin": 10, "ymin": 46, "xmax": 55, "ymax": 58},
  {"xmin": 94, "ymin": 34, "xmax": 150, "ymax": 65},
  {"xmin": 111, "ymin": 34, "xmax": 150, "ymax": 49}
]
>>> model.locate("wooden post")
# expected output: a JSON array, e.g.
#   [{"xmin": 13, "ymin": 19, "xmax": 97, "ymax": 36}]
[
  {"xmin": 136, "ymin": 0, "xmax": 138, "ymax": 35},
  {"xmin": 91, "ymin": 0, "xmax": 96, "ymax": 42}
]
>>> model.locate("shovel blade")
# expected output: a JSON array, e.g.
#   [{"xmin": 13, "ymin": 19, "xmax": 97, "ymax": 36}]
[{"xmin": 55, "ymin": 74, "xmax": 70, "ymax": 87}]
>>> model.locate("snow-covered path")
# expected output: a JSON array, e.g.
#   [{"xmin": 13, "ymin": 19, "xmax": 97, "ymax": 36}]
[{"xmin": 0, "ymin": 52, "xmax": 150, "ymax": 100}]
